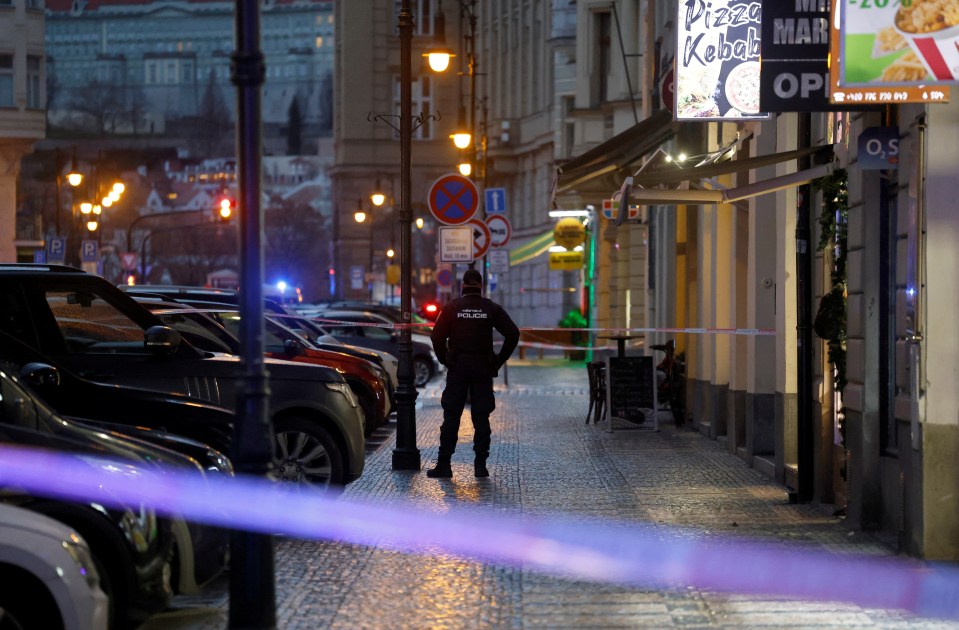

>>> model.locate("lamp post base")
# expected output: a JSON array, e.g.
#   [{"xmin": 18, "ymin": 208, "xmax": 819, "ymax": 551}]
[
  {"xmin": 391, "ymin": 448, "xmax": 421, "ymax": 470},
  {"xmin": 391, "ymin": 384, "xmax": 421, "ymax": 470}
]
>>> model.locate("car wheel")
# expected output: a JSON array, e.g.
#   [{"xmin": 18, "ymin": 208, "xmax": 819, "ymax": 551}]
[
  {"xmin": 272, "ymin": 417, "xmax": 345, "ymax": 490},
  {"xmin": 413, "ymin": 357, "xmax": 432, "ymax": 387},
  {"xmin": 0, "ymin": 569, "xmax": 61, "ymax": 630}
]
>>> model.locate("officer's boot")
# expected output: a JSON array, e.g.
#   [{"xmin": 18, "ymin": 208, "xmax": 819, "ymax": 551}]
[
  {"xmin": 474, "ymin": 455, "xmax": 489, "ymax": 478},
  {"xmin": 426, "ymin": 455, "xmax": 453, "ymax": 478}
]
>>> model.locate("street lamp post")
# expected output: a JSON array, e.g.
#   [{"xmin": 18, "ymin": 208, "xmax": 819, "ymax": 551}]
[
  {"xmin": 53, "ymin": 148, "xmax": 83, "ymax": 239},
  {"xmin": 229, "ymin": 0, "xmax": 276, "ymax": 624},
  {"xmin": 394, "ymin": 0, "xmax": 421, "ymax": 470},
  {"xmin": 368, "ymin": 0, "xmax": 437, "ymax": 470}
]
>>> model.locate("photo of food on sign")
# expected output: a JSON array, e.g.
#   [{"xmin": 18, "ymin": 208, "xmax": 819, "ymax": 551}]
[
  {"xmin": 841, "ymin": 0, "xmax": 959, "ymax": 86},
  {"xmin": 675, "ymin": 0, "xmax": 766, "ymax": 121}
]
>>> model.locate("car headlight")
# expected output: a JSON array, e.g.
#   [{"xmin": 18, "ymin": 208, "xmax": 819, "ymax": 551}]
[
  {"xmin": 206, "ymin": 449, "xmax": 234, "ymax": 476},
  {"xmin": 62, "ymin": 536, "xmax": 101, "ymax": 590},
  {"xmin": 325, "ymin": 381, "xmax": 358, "ymax": 407}
]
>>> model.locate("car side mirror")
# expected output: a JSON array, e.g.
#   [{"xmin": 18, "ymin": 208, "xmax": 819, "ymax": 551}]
[
  {"xmin": 19, "ymin": 362, "xmax": 60, "ymax": 390},
  {"xmin": 390, "ymin": 331, "xmax": 400, "ymax": 342},
  {"xmin": 144, "ymin": 325, "xmax": 182, "ymax": 356},
  {"xmin": 283, "ymin": 338, "xmax": 305, "ymax": 357}
]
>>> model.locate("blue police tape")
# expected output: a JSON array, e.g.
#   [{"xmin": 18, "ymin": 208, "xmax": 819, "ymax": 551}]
[{"xmin": 1, "ymin": 444, "xmax": 957, "ymax": 621}]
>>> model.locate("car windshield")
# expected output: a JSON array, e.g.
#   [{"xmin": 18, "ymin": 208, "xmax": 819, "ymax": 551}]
[{"xmin": 46, "ymin": 290, "xmax": 147, "ymax": 354}]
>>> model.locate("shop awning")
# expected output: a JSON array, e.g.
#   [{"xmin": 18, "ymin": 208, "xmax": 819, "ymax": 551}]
[
  {"xmin": 554, "ymin": 109, "xmax": 678, "ymax": 202},
  {"xmin": 605, "ymin": 144, "xmax": 834, "ymax": 210},
  {"xmin": 628, "ymin": 162, "xmax": 834, "ymax": 206},
  {"xmin": 509, "ymin": 229, "xmax": 555, "ymax": 266}
]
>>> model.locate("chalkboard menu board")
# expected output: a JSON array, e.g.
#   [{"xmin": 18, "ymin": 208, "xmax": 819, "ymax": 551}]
[{"xmin": 605, "ymin": 356, "xmax": 657, "ymax": 431}]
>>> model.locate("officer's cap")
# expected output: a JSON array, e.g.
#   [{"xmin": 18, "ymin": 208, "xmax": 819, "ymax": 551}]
[{"xmin": 462, "ymin": 269, "xmax": 483, "ymax": 287}]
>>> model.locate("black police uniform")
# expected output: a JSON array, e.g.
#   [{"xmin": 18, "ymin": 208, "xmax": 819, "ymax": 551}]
[{"xmin": 429, "ymin": 279, "xmax": 519, "ymax": 469}]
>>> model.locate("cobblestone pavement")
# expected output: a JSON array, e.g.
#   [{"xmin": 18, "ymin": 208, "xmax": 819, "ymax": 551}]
[{"xmin": 141, "ymin": 362, "xmax": 959, "ymax": 629}]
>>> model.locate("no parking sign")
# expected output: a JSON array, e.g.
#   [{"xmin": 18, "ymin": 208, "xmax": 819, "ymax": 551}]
[{"xmin": 428, "ymin": 173, "xmax": 479, "ymax": 225}]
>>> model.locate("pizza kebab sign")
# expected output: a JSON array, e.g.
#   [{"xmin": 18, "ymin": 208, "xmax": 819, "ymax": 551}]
[{"xmin": 676, "ymin": 0, "xmax": 766, "ymax": 120}]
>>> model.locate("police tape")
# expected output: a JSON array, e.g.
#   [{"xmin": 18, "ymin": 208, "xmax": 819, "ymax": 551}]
[
  {"xmin": 0, "ymin": 445, "xmax": 956, "ymax": 620},
  {"xmin": 150, "ymin": 308, "xmax": 774, "ymax": 339}
]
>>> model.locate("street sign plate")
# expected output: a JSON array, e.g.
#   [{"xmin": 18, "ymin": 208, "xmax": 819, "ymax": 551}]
[
  {"xmin": 549, "ymin": 251, "xmax": 584, "ymax": 271},
  {"xmin": 120, "ymin": 252, "xmax": 138, "ymax": 271},
  {"xmin": 80, "ymin": 239, "xmax": 99, "ymax": 263},
  {"xmin": 439, "ymin": 226, "xmax": 474, "ymax": 262},
  {"xmin": 33, "ymin": 250, "xmax": 46, "ymax": 264},
  {"xmin": 484, "ymin": 188, "xmax": 508, "ymax": 214},
  {"xmin": 486, "ymin": 214, "xmax": 511, "ymax": 247},
  {"xmin": 436, "ymin": 266, "xmax": 453, "ymax": 288},
  {"xmin": 428, "ymin": 173, "xmax": 479, "ymax": 225},
  {"xmin": 349, "ymin": 265, "xmax": 364, "ymax": 290},
  {"xmin": 488, "ymin": 248, "xmax": 510, "ymax": 273},
  {"xmin": 468, "ymin": 218, "xmax": 491, "ymax": 259},
  {"xmin": 47, "ymin": 237, "xmax": 66, "ymax": 263}
]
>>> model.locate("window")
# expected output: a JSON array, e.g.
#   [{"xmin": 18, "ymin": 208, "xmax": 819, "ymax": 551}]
[
  {"xmin": 393, "ymin": 74, "xmax": 433, "ymax": 140},
  {"xmin": 146, "ymin": 60, "xmax": 158, "ymax": 85},
  {"xmin": 26, "ymin": 56, "xmax": 41, "ymax": 109},
  {"xmin": 594, "ymin": 11, "xmax": 611, "ymax": 105},
  {"xmin": 45, "ymin": 291, "xmax": 147, "ymax": 354},
  {"xmin": 182, "ymin": 60, "xmax": 194, "ymax": 83},
  {"xmin": 393, "ymin": 0, "xmax": 433, "ymax": 35},
  {"xmin": 165, "ymin": 60, "xmax": 177, "ymax": 84},
  {"xmin": 0, "ymin": 373, "xmax": 40, "ymax": 430},
  {"xmin": 315, "ymin": 36, "xmax": 324, "ymax": 48},
  {"xmin": 0, "ymin": 55, "xmax": 12, "ymax": 108}
]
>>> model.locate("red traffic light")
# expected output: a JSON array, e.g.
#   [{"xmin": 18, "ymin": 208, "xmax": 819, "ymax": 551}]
[{"xmin": 218, "ymin": 197, "xmax": 234, "ymax": 221}]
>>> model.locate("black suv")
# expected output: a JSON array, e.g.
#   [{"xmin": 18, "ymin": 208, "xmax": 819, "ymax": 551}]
[{"xmin": 0, "ymin": 265, "xmax": 364, "ymax": 489}]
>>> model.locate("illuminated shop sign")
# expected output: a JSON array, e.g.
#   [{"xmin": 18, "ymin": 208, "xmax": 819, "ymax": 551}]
[
  {"xmin": 830, "ymin": 0, "xmax": 952, "ymax": 104},
  {"xmin": 675, "ymin": 0, "xmax": 769, "ymax": 120},
  {"xmin": 760, "ymin": 0, "xmax": 835, "ymax": 111}
]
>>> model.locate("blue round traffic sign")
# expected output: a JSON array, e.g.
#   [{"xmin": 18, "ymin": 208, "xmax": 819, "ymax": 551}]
[
  {"xmin": 437, "ymin": 267, "xmax": 453, "ymax": 288},
  {"xmin": 428, "ymin": 173, "xmax": 479, "ymax": 225}
]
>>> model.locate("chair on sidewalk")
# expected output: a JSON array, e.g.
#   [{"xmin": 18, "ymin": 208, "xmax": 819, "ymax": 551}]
[{"xmin": 586, "ymin": 361, "xmax": 606, "ymax": 424}]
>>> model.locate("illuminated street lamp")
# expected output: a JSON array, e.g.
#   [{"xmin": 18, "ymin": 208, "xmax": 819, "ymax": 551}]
[{"xmin": 422, "ymin": 4, "xmax": 455, "ymax": 72}]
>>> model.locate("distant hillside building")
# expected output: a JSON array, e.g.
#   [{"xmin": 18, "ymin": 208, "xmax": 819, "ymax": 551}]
[{"xmin": 44, "ymin": 0, "xmax": 334, "ymax": 153}]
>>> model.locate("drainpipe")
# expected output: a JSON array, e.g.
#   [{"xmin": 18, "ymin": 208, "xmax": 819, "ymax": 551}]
[{"xmin": 909, "ymin": 116, "xmax": 926, "ymax": 451}]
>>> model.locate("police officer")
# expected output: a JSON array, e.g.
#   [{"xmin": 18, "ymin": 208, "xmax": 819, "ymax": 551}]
[{"xmin": 427, "ymin": 268, "xmax": 519, "ymax": 478}]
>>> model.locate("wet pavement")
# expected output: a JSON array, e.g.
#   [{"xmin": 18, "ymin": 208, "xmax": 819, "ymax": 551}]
[{"xmin": 140, "ymin": 361, "xmax": 959, "ymax": 629}]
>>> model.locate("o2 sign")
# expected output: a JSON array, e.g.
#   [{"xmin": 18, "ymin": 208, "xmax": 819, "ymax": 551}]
[{"xmin": 858, "ymin": 127, "xmax": 899, "ymax": 171}]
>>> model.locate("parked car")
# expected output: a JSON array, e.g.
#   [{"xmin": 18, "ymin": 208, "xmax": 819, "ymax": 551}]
[
  {"xmin": 211, "ymin": 309, "xmax": 392, "ymax": 431},
  {"xmin": 69, "ymin": 416, "xmax": 232, "ymax": 596},
  {"xmin": 309, "ymin": 309, "xmax": 441, "ymax": 387},
  {"xmin": 0, "ymin": 264, "xmax": 365, "ymax": 490},
  {"xmin": 0, "ymin": 366, "xmax": 179, "ymax": 629},
  {"xmin": 0, "ymin": 503, "xmax": 109, "ymax": 630},
  {"xmin": 0, "ymin": 359, "xmax": 243, "ymax": 625},
  {"xmin": 119, "ymin": 287, "xmax": 401, "ymax": 393},
  {"xmin": 1, "ymin": 329, "xmax": 234, "ymax": 454},
  {"xmin": 2, "ymin": 353, "xmax": 233, "ymax": 596},
  {"xmin": 127, "ymin": 297, "xmax": 391, "ymax": 434}
]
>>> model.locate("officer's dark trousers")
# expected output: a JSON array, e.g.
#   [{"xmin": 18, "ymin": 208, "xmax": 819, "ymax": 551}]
[{"xmin": 439, "ymin": 357, "xmax": 495, "ymax": 458}]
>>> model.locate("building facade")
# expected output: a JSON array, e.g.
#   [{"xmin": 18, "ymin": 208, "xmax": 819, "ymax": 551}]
[
  {"xmin": 1, "ymin": 0, "xmax": 47, "ymax": 262},
  {"xmin": 45, "ymin": 0, "xmax": 335, "ymax": 154}
]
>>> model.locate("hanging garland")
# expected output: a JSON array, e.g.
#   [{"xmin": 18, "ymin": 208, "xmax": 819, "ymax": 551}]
[{"xmin": 812, "ymin": 168, "xmax": 848, "ymax": 394}]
